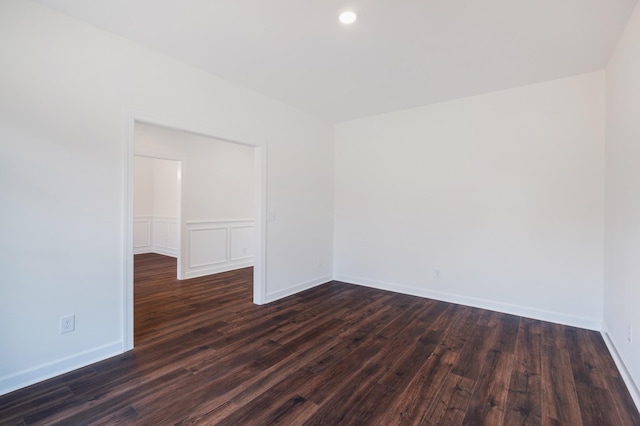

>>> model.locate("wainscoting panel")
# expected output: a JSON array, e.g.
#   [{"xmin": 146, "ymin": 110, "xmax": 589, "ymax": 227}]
[
  {"xmin": 189, "ymin": 228, "xmax": 228, "ymax": 268},
  {"xmin": 133, "ymin": 217, "xmax": 152, "ymax": 254},
  {"xmin": 153, "ymin": 217, "xmax": 178, "ymax": 257},
  {"xmin": 184, "ymin": 219, "xmax": 254, "ymax": 279},
  {"xmin": 133, "ymin": 216, "xmax": 177, "ymax": 257},
  {"xmin": 230, "ymin": 226, "xmax": 253, "ymax": 261}
]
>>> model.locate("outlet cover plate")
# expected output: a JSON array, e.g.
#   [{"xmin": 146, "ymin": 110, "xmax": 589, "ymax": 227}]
[{"xmin": 60, "ymin": 315, "xmax": 75, "ymax": 334}]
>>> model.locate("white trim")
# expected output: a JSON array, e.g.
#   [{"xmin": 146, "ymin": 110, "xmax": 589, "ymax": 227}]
[
  {"xmin": 123, "ymin": 110, "xmax": 268, "ymax": 351},
  {"xmin": 601, "ymin": 328, "xmax": 640, "ymax": 412},
  {"xmin": 184, "ymin": 260, "xmax": 255, "ymax": 279},
  {"xmin": 188, "ymin": 228, "xmax": 229, "ymax": 268},
  {"xmin": 133, "ymin": 216, "xmax": 178, "ymax": 256},
  {"xmin": 229, "ymin": 225, "xmax": 254, "ymax": 261},
  {"xmin": 135, "ymin": 149, "xmax": 184, "ymax": 162},
  {"xmin": 133, "ymin": 217, "xmax": 152, "ymax": 253},
  {"xmin": 0, "ymin": 341, "xmax": 122, "ymax": 397},
  {"xmin": 122, "ymin": 112, "xmax": 135, "ymax": 351},
  {"xmin": 229, "ymin": 255, "xmax": 253, "ymax": 262},
  {"xmin": 152, "ymin": 217, "xmax": 178, "ymax": 257},
  {"xmin": 133, "ymin": 248, "xmax": 153, "ymax": 255},
  {"xmin": 265, "ymin": 275, "xmax": 333, "ymax": 303},
  {"xmin": 153, "ymin": 216, "xmax": 178, "ymax": 221},
  {"xmin": 152, "ymin": 246, "xmax": 177, "ymax": 258},
  {"xmin": 253, "ymin": 145, "xmax": 267, "ymax": 305},
  {"xmin": 184, "ymin": 220, "xmax": 254, "ymax": 273},
  {"xmin": 334, "ymin": 274, "xmax": 602, "ymax": 331},
  {"xmin": 186, "ymin": 220, "xmax": 254, "ymax": 230},
  {"xmin": 186, "ymin": 219, "xmax": 254, "ymax": 225}
]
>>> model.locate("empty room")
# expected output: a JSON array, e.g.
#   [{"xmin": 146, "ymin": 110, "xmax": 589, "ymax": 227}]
[{"xmin": 1, "ymin": 0, "xmax": 640, "ymax": 424}]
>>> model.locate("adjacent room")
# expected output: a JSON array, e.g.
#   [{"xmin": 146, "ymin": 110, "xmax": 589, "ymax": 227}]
[
  {"xmin": 1, "ymin": 0, "xmax": 639, "ymax": 424},
  {"xmin": 132, "ymin": 122, "xmax": 257, "ymax": 347}
]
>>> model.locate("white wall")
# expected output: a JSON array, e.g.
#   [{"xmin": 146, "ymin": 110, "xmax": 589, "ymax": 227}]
[
  {"xmin": 4, "ymin": 0, "xmax": 635, "ymax": 403},
  {"xmin": 133, "ymin": 155, "xmax": 179, "ymax": 257},
  {"xmin": 152, "ymin": 158, "xmax": 179, "ymax": 218},
  {"xmin": 135, "ymin": 123, "xmax": 257, "ymax": 277},
  {"xmin": 135, "ymin": 123, "xmax": 254, "ymax": 221},
  {"xmin": 0, "ymin": 0, "xmax": 334, "ymax": 395},
  {"xmin": 150, "ymin": 158, "xmax": 180, "ymax": 257},
  {"xmin": 133, "ymin": 155, "xmax": 154, "ymax": 253},
  {"xmin": 134, "ymin": 156, "xmax": 155, "ymax": 217},
  {"xmin": 604, "ymin": 2, "xmax": 640, "ymax": 406},
  {"xmin": 335, "ymin": 72, "xmax": 605, "ymax": 330}
]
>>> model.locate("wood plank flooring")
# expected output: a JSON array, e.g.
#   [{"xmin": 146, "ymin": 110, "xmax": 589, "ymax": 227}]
[{"xmin": 1, "ymin": 253, "xmax": 638, "ymax": 425}]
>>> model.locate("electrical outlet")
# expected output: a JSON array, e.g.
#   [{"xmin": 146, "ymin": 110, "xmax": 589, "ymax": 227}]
[
  {"xmin": 434, "ymin": 269, "xmax": 441, "ymax": 279},
  {"xmin": 629, "ymin": 325, "xmax": 633, "ymax": 343},
  {"xmin": 60, "ymin": 315, "xmax": 75, "ymax": 334}
]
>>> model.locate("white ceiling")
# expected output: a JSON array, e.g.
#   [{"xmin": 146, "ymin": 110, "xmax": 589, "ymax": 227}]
[{"xmin": 36, "ymin": 0, "xmax": 638, "ymax": 122}]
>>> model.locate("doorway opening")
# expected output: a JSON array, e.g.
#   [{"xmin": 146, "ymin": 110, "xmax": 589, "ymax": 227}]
[
  {"xmin": 133, "ymin": 155, "xmax": 182, "ymax": 278},
  {"xmin": 124, "ymin": 116, "xmax": 266, "ymax": 351}
]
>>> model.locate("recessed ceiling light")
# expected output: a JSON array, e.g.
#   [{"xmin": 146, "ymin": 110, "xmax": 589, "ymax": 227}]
[{"xmin": 339, "ymin": 11, "xmax": 357, "ymax": 24}]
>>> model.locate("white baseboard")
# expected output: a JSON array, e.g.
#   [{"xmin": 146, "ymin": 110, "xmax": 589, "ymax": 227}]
[
  {"xmin": 133, "ymin": 248, "xmax": 177, "ymax": 257},
  {"xmin": 184, "ymin": 260, "xmax": 253, "ymax": 279},
  {"xmin": 266, "ymin": 274, "xmax": 333, "ymax": 303},
  {"xmin": 0, "ymin": 341, "xmax": 123, "ymax": 397},
  {"xmin": 334, "ymin": 274, "xmax": 602, "ymax": 331},
  {"xmin": 601, "ymin": 328, "xmax": 640, "ymax": 412},
  {"xmin": 152, "ymin": 246, "xmax": 177, "ymax": 258}
]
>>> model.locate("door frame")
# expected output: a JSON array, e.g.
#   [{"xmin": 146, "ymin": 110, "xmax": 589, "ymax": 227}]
[{"xmin": 122, "ymin": 112, "xmax": 267, "ymax": 351}]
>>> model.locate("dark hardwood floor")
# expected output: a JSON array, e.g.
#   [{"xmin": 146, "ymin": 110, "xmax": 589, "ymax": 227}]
[{"xmin": 1, "ymin": 253, "xmax": 639, "ymax": 425}]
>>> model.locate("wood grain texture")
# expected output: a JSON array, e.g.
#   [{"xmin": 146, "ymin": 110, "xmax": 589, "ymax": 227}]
[{"xmin": 1, "ymin": 253, "xmax": 638, "ymax": 425}]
